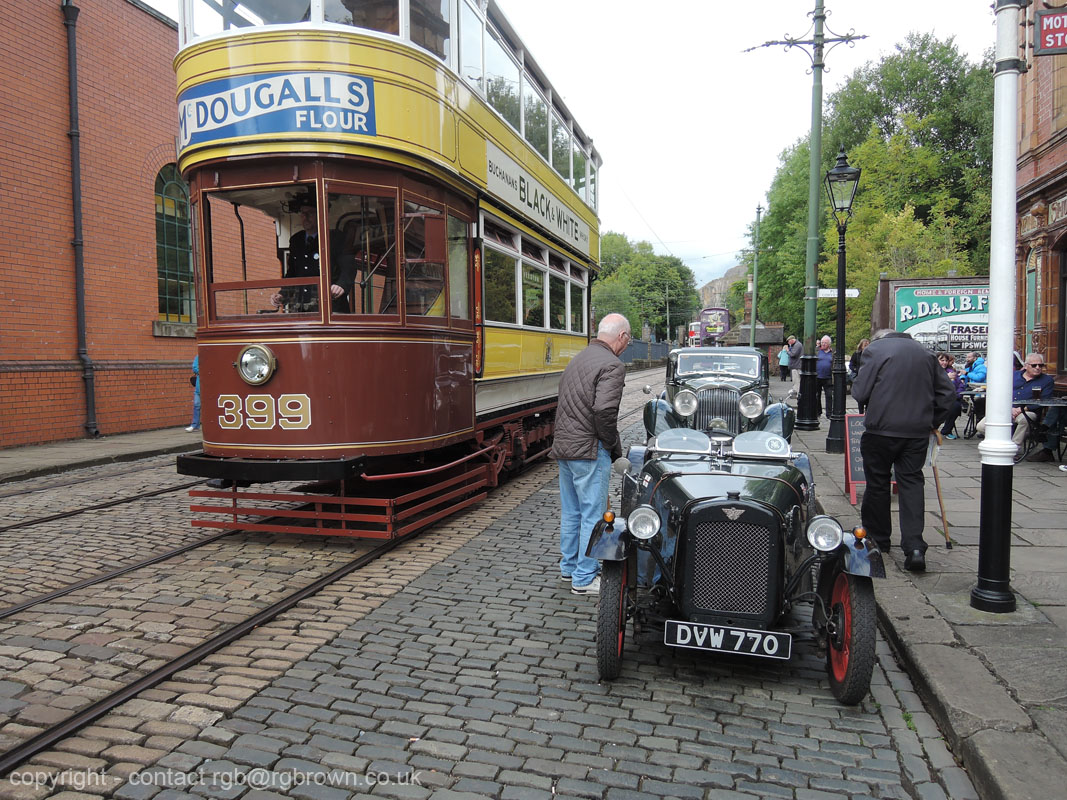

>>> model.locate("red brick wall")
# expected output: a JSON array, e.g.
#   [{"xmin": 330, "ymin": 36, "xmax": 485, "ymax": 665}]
[{"xmin": 0, "ymin": 1, "xmax": 194, "ymax": 448}]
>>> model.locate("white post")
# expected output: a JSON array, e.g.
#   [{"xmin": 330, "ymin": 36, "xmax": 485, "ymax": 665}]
[{"xmin": 972, "ymin": 0, "xmax": 1023, "ymax": 613}]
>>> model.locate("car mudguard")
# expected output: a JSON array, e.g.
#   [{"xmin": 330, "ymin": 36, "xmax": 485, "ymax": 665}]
[
  {"xmin": 586, "ymin": 516, "xmax": 631, "ymax": 561},
  {"xmin": 791, "ymin": 451, "xmax": 815, "ymax": 488},
  {"xmin": 837, "ymin": 533, "xmax": 886, "ymax": 578},
  {"xmin": 756, "ymin": 402, "xmax": 796, "ymax": 441},
  {"xmin": 643, "ymin": 399, "xmax": 684, "ymax": 438}
]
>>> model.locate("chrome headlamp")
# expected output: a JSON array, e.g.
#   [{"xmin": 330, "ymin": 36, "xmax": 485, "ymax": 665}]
[
  {"xmin": 236, "ymin": 344, "xmax": 277, "ymax": 386},
  {"xmin": 806, "ymin": 515, "xmax": 844, "ymax": 552},
  {"xmin": 626, "ymin": 505, "xmax": 661, "ymax": 540},
  {"xmin": 673, "ymin": 389, "xmax": 698, "ymax": 417},
  {"xmin": 738, "ymin": 391, "xmax": 765, "ymax": 419}
]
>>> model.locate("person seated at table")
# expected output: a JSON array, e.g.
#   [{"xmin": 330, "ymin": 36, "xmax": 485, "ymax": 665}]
[
  {"xmin": 936, "ymin": 352, "xmax": 965, "ymax": 439},
  {"xmin": 1026, "ymin": 405, "xmax": 1064, "ymax": 462},
  {"xmin": 976, "ymin": 353, "xmax": 1054, "ymax": 446},
  {"xmin": 959, "ymin": 351, "xmax": 987, "ymax": 386}
]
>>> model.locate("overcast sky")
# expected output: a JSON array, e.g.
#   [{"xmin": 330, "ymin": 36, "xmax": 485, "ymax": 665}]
[{"xmin": 494, "ymin": 0, "xmax": 998, "ymax": 288}]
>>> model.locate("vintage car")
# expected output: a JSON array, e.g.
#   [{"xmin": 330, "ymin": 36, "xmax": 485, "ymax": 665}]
[
  {"xmin": 646, "ymin": 347, "xmax": 794, "ymax": 441},
  {"xmin": 588, "ymin": 424, "xmax": 885, "ymax": 705}
]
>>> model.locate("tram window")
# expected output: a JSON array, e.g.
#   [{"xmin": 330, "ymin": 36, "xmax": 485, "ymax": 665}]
[
  {"xmin": 570, "ymin": 282, "xmax": 585, "ymax": 333},
  {"xmin": 190, "ymin": 0, "xmax": 292, "ymax": 37},
  {"xmin": 329, "ymin": 192, "xmax": 398, "ymax": 316},
  {"xmin": 522, "ymin": 265, "xmax": 545, "ymax": 328},
  {"xmin": 552, "ymin": 111, "xmax": 570, "ymax": 181},
  {"xmin": 549, "ymin": 274, "xmax": 566, "ymax": 331},
  {"xmin": 485, "ymin": 26, "xmax": 520, "ymax": 129},
  {"xmin": 484, "ymin": 248, "xmax": 517, "ymax": 324},
  {"xmin": 447, "ymin": 215, "xmax": 470, "ymax": 320},
  {"xmin": 460, "ymin": 1, "xmax": 484, "ymax": 94},
  {"xmin": 523, "ymin": 83, "xmax": 550, "ymax": 161},
  {"xmin": 203, "ymin": 188, "xmax": 301, "ymax": 319},
  {"xmin": 521, "ymin": 239, "xmax": 545, "ymax": 264},
  {"xmin": 410, "ymin": 0, "xmax": 450, "ymax": 61},
  {"xmin": 573, "ymin": 146, "xmax": 588, "ymax": 200},
  {"xmin": 324, "ymin": 0, "xmax": 399, "ymax": 34},
  {"xmin": 588, "ymin": 163, "xmax": 598, "ymax": 210},
  {"xmin": 483, "ymin": 219, "xmax": 517, "ymax": 251},
  {"xmin": 404, "ymin": 201, "xmax": 446, "ymax": 317}
]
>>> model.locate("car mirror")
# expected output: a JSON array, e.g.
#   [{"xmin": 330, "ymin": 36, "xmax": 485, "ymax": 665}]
[{"xmin": 612, "ymin": 457, "xmax": 633, "ymax": 475}]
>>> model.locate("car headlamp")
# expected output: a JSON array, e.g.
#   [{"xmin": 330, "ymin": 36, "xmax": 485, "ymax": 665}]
[
  {"xmin": 236, "ymin": 344, "xmax": 277, "ymax": 386},
  {"xmin": 738, "ymin": 391, "xmax": 765, "ymax": 420},
  {"xmin": 626, "ymin": 505, "xmax": 661, "ymax": 540},
  {"xmin": 673, "ymin": 390, "xmax": 698, "ymax": 417},
  {"xmin": 806, "ymin": 515, "xmax": 844, "ymax": 552}
]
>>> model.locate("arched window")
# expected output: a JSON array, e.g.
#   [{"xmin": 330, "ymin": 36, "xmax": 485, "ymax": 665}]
[{"xmin": 155, "ymin": 164, "xmax": 194, "ymax": 323}]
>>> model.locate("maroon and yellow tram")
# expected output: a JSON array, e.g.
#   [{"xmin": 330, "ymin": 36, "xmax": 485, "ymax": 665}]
[{"xmin": 173, "ymin": 1, "xmax": 600, "ymax": 538}]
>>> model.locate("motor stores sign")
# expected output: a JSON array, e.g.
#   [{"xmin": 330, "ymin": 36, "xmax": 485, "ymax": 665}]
[
  {"xmin": 1036, "ymin": 9, "xmax": 1067, "ymax": 55},
  {"xmin": 486, "ymin": 142, "xmax": 591, "ymax": 258},
  {"xmin": 894, "ymin": 285, "xmax": 990, "ymax": 353},
  {"xmin": 178, "ymin": 72, "xmax": 376, "ymax": 151}
]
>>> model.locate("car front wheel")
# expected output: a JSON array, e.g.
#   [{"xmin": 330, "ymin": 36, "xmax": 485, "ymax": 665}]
[
  {"xmin": 596, "ymin": 560, "xmax": 628, "ymax": 680},
  {"xmin": 826, "ymin": 571, "xmax": 877, "ymax": 705}
]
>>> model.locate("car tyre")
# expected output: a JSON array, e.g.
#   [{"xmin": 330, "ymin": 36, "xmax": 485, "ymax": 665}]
[
  {"xmin": 596, "ymin": 560, "xmax": 628, "ymax": 680},
  {"xmin": 826, "ymin": 572, "xmax": 877, "ymax": 705}
]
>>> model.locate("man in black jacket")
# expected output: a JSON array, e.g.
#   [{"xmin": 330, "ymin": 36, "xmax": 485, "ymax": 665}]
[
  {"xmin": 270, "ymin": 195, "xmax": 352, "ymax": 313},
  {"xmin": 550, "ymin": 313, "xmax": 631, "ymax": 595},
  {"xmin": 851, "ymin": 330, "xmax": 956, "ymax": 571}
]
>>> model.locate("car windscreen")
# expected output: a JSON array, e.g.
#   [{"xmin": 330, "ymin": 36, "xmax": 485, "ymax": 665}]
[{"xmin": 677, "ymin": 353, "xmax": 758, "ymax": 377}]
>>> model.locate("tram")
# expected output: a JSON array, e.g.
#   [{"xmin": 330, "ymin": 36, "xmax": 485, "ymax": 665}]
[{"xmin": 173, "ymin": 0, "xmax": 601, "ymax": 538}]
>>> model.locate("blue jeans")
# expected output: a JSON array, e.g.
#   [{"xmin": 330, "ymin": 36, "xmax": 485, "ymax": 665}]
[
  {"xmin": 191, "ymin": 390, "xmax": 201, "ymax": 428},
  {"xmin": 557, "ymin": 443, "xmax": 610, "ymax": 587}
]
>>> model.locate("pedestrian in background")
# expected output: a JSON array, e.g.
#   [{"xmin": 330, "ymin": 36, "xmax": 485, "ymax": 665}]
[
  {"xmin": 786, "ymin": 335, "xmax": 802, "ymax": 381},
  {"xmin": 550, "ymin": 313, "xmax": 631, "ymax": 596},
  {"xmin": 850, "ymin": 338, "xmax": 870, "ymax": 414},
  {"xmin": 816, "ymin": 335, "xmax": 834, "ymax": 417},
  {"xmin": 975, "ymin": 353, "xmax": 1054, "ymax": 447},
  {"xmin": 936, "ymin": 352, "xmax": 965, "ymax": 439},
  {"xmin": 851, "ymin": 330, "xmax": 955, "ymax": 572},
  {"xmin": 777, "ymin": 344, "xmax": 791, "ymax": 381},
  {"xmin": 186, "ymin": 355, "xmax": 200, "ymax": 432}
]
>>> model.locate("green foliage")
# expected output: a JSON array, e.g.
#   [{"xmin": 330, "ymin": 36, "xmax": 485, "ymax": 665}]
[
  {"xmin": 593, "ymin": 231, "xmax": 699, "ymax": 342},
  {"xmin": 752, "ymin": 33, "xmax": 992, "ymax": 351}
]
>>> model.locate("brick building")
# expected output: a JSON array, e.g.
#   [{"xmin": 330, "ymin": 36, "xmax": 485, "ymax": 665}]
[
  {"xmin": 1017, "ymin": 21, "xmax": 1067, "ymax": 393},
  {"xmin": 0, "ymin": 0, "xmax": 191, "ymax": 448}
]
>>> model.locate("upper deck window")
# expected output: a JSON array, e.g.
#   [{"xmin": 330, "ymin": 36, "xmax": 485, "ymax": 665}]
[
  {"xmin": 459, "ymin": 1, "xmax": 484, "ymax": 94},
  {"xmin": 485, "ymin": 25, "xmax": 520, "ymax": 130},
  {"xmin": 410, "ymin": 0, "xmax": 450, "ymax": 61},
  {"xmin": 324, "ymin": 1, "xmax": 398, "ymax": 33}
]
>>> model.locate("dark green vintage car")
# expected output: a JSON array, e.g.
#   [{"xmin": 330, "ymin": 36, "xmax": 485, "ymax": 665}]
[{"xmin": 645, "ymin": 346, "xmax": 795, "ymax": 440}]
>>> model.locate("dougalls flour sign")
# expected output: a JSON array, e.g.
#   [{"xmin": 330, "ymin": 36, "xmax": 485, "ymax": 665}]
[
  {"xmin": 894, "ymin": 285, "xmax": 989, "ymax": 353},
  {"xmin": 178, "ymin": 72, "xmax": 376, "ymax": 151},
  {"xmin": 486, "ymin": 141, "xmax": 590, "ymax": 258}
]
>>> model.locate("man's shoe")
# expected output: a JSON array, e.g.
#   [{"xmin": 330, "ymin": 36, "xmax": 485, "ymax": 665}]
[
  {"xmin": 904, "ymin": 550, "xmax": 926, "ymax": 572},
  {"xmin": 571, "ymin": 576, "xmax": 600, "ymax": 596},
  {"xmin": 1026, "ymin": 447, "xmax": 1054, "ymax": 462},
  {"xmin": 185, "ymin": 425, "xmax": 199, "ymax": 432},
  {"xmin": 944, "ymin": 433, "xmax": 957, "ymax": 440},
  {"xmin": 560, "ymin": 574, "xmax": 573, "ymax": 584}
]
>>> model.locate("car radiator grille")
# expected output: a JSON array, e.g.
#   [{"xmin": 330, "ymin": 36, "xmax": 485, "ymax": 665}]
[
  {"xmin": 689, "ymin": 519, "xmax": 773, "ymax": 616},
  {"xmin": 694, "ymin": 387, "xmax": 741, "ymax": 433}
]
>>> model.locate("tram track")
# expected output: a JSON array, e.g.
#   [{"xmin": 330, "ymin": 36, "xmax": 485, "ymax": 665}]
[{"xmin": 0, "ymin": 534, "xmax": 404, "ymax": 777}]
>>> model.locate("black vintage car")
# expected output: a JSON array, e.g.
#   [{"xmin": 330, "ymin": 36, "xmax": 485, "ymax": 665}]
[
  {"xmin": 646, "ymin": 346, "xmax": 794, "ymax": 439},
  {"xmin": 589, "ymin": 374, "xmax": 885, "ymax": 704}
]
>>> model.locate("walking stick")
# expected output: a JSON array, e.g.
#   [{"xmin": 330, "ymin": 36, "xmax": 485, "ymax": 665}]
[{"xmin": 930, "ymin": 430, "xmax": 953, "ymax": 549}]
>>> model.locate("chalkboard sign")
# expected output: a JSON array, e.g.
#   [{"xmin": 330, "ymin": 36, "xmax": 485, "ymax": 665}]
[{"xmin": 843, "ymin": 414, "xmax": 896, "ymax": 504}]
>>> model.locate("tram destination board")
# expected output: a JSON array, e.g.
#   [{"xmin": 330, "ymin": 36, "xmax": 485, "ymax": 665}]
[{"xmin": 844, "ymin": 414, "xmax": 895, "ymax": 504}]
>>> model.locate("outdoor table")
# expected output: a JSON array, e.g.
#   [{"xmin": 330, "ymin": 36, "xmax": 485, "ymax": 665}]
[
  {"xmin": 1016, "ymin": 396, "xmax": 1067, "ymax": 461},
  {"xmin": 961, "ymin": 387, "xmax": 986, "ymax": 439}
]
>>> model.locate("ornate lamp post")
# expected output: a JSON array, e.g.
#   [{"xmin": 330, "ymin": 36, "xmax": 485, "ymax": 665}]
[{"xmin": 823, "ymin": 147, "xmax": 860, "ymax": 454}]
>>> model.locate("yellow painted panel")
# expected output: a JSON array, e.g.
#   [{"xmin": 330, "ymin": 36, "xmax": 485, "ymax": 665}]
[{"xmin": 483, "ymin": 327, "xmax": 586, "ymax": 379}]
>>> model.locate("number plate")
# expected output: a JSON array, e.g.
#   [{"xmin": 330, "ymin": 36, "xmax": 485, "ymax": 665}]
[{"xmin": 664, "ymin": 620, "xmax": 792, "ymax": 660}]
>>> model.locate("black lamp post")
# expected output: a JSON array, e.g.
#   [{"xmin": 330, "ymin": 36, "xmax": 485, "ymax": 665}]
[{"xmin": 824, "ymin": 147, "xmax": 860, "ymax": 454}]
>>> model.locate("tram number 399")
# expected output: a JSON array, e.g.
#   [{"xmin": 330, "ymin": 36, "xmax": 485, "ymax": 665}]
[{"xmin": 217, "ymin": 394, "xmax": 312, "ymax": 430}]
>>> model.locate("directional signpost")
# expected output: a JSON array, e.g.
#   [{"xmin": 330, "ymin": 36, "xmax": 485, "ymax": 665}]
[{"xmin": 817, "ymin": 288, "xmax": 859, "ymax": 298}]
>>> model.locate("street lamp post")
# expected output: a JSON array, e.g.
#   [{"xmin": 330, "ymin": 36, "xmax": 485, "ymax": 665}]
[
  {"xmin": 824, "ymin": 148, "xmax": 860, "ymax": 454},
  {"xmin": 750, "ymin": 205, "xmax": 762, "ymax": 347}
]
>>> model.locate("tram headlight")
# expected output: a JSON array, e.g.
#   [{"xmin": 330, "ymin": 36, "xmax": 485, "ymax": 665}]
[
  {"xmin": 806, "ymin": 515, "xmax": 844, "ymax": 552},
  {"xmin": 739, "ymin": 391, "xmax": 765, "ymax": 420},
  {"xmin": 236, "ymin": 344, "xmax": 277, "ymax": 386},
  {"xmin": 673, "ymin": 390, "xmax": 698, "ymax": 417},
  {"xmin": 626, "ymin": 505, "xmax": 661, "ymax": 540}
]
